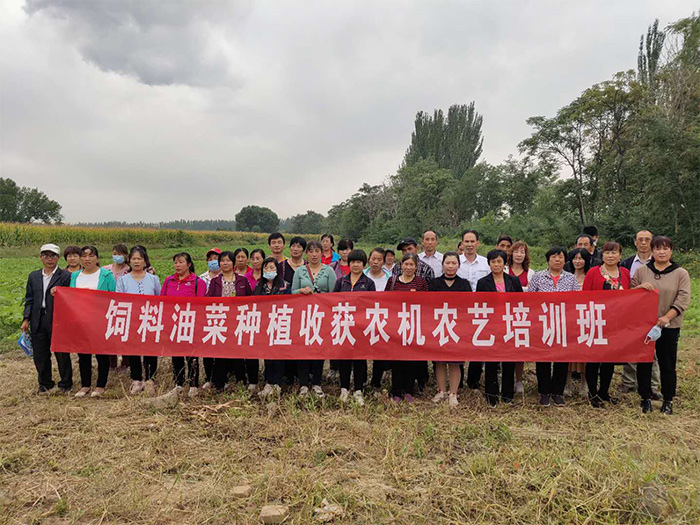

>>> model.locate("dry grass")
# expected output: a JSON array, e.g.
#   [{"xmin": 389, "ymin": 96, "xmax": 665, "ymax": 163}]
[{"xmin": 1, "ymin": 340, "xmax": 699, "ymax": 524}]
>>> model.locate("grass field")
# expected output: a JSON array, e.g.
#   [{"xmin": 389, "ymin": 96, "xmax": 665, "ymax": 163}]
[{"xmin": 1, "ymin": 234, "xmax": 699, "ymax": 523}]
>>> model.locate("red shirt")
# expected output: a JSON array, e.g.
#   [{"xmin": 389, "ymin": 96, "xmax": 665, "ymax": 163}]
[
  {"xmin": 582, "ymin": 266, "xmax": 631, "ymax": 291},
  {"xmin": 509, "ymin": 267, "xmax": 529, "ymax": 288}
]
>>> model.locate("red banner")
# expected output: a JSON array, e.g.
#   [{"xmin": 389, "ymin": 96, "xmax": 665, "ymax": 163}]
[{"xmin": 51, "ymin": 287, "xmax": 658, "ymax": 362}]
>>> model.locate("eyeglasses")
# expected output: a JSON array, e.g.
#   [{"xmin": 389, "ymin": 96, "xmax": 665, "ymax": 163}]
[{"xmin": 41, "ymin": 253, "xmax": 59, "ymax": 259}]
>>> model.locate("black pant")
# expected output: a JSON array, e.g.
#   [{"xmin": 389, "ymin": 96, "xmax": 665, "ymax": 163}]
[
  {"xmin": 339, "ymin": 360, "xmax": 367, "ymax": 391},
  {"xmin": 172, "ymin": 356, "xmax": 199, "ymax": 387},
  {"xmin": 485, "ymin": 362, "xmax": 516, "ymax": 401},
  {"xmin": 264, "ymin": 360, "xmax": 286, "ymax": 386},
  {"xmin": 31, "ymin": 310, "xmax": 72, "ymax": 390},
  {"xmin": 297, "ymin": 360, "xmax": 323, "ymax": 386},
  {"xmin": 130, "ymin": 356, "xmax": 158, "ymax": 381},
  {"xmin": 415, "ymin": 361, "xmax": 429, "ymax": 392},
  {"xmin": 585, "ymin": 362, "xmax": 614, "ymax": 399},
  {"xmin": 466, "ymin": 361, "xmax": 483, "ymax": 389},
  {"xmin": 330, "ymin": 359, "xmax": 341, "ymax": 372},
  {"xmin": 638, "ymin": 328, "xmax": 679, "ymax": 401},
  {"xmin": 536, "ymin": 362, "xmax": 568, "ymax": 395},
  {"xmin": 203, "ymin": 357, "xmax": 215, "ymax": 383},
  {"xmin": 78, "ymin": 354, "xmax": 110, "ymax": 388},
  {"xmin": 391, "ymin": 360, "xmax": 420, "ymax": 397},
  {"xmin": 370, "ymin": 360, "xmax": 390, "ymax": 388},
  {"xmin": 231, "ymin": 359, "xmax": 259, "ymax": 384}
]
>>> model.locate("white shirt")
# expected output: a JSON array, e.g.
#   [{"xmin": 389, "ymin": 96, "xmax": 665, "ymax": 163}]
[
  {"xmin": 364, "ymin": 267, "xmax": 391, "ymax": 292},
  {"xmin": 457, "ymin": 254, "xmax": 490, "ymax": 290},
  {"xmin": 41, "ymin": 267, "xmax": 57, "ymax": 309},
  {"xmin": 418, "ymin": 251, "xmax": 444, "ymax": 278},
  {"xmin": 630, "ymin": 254, "xmax": 651, "ymax": 279},
  {"xmin": 76, "ymin": 270, "xmax": 100, "ymax": 290}
]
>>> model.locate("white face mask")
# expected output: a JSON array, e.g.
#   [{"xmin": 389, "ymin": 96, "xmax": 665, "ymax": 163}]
[
  {"xmin": 263, "ymin": 271, "xmax": 277, "ymax": 280},
  {"xmin": 644, "ymin": 325, "xmax": 663, "ymax": 344}
]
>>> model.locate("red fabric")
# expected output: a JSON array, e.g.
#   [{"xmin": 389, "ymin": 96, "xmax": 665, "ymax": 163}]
[
  {"xmin": 509, "ymin": 268, "xmax": 529, "ymax": 288},
  {"xmin": 582, "ymin": 266, "xmax": 631, "ymax": 291},
  {"xmin": 52, "ymin": 287, "xmax": 658, "ymax": 362}
]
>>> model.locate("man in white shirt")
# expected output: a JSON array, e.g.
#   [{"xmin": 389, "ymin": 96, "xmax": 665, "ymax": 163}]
[
  {"xmin": 418, "ymin": 229, "xmax": 443, "ymax": 278},
  {"xmin": 457, "ymin": 230, "xmax": 490, "ymax": 290}
]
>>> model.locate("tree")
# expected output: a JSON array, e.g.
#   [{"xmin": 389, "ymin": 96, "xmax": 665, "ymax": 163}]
[
  {"xmin": 638, "ymin": 19, "xmax": 666, "ymax": 95},
  {"xmin": 234, "ymin": 205, "xmax": 279, "ymax": 233},
  {"xmin": 0, "ymin": 178, "xmax": 63, "ymax": 223},
  {"xmin": 288, "ymin": 211, "xmax": 326, "ymax": 234}
]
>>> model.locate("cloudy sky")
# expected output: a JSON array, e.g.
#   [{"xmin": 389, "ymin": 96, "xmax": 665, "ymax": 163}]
[{"xmin": 0, "ymin": 1, "xmax": 695, "ymax": 223}]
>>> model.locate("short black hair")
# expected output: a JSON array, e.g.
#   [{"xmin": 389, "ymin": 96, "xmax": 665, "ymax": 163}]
[
  {"xmin": 290, "ymin": 236, "xmax": 307, "ymax": 250},
  {"xmin": 442, "ymin": 251, "xmax": 460, "ymax": 265},
  {"xmin": 384, "ymin": 249, "xmax": 395, "ymax": 257},
  {"xmin": 422, "ymin": 229, "xmax": 439, "ymax": 239},
  {"xmin": 487, "ymin": 249, "xmax": 508, "ymax": 264},
  {"xmin": 583, "ymin": 225, "xmax": 598, "ymax": 237},
  {"xmin": 81, "ymin": 245, "xmax": 99, "ymax": 258},
  {"xmin": 64, "ymin": 245, "xmax": 81, "ymax": 259},
  {"xmin": 651, "ymin": 235, "xmax": 673, "ymax": 250},
  {"xmin": 369, "ymin": 247, "xmax": 386, "ymax": 261},
  {"xmin": 172, "ymin": 252, "xmax": 195, "ymax": 273},
  {"xmin": 321, "ymin": 233, "xmax": 334, "ymax": 246},
  {"xmin": 461, "ymin": 229, "xmax": 480, "ymax": 241},
  {"xmin": 233, "ymin": 247, "xmax": 249, "ymax": 260},
  {"xmin": 112, "ymin": 243, "xmax": 128, "ymax": 256},
  {"xmin": 250, "ymin": 248, "xmax": 266, "ymax": 260},
  {"xmin": 496, "ymin": 234, "xmax": 513, "ymax": 245},
  {"xmin": 577, "ymin": 233, "xmax": 594, "ymax": 246},
  {"xmin": 218, "ymin": 250, "xmax": 235, "ymax": 264},
  {"xmin": 306, "ymin": 240, "xmax": 323, "ymax": 252},
  {"xmin": 545, "ymin": 246, "xmax": 567, "ymax": 261},
  {"xmin": 267, "ymin": 232, "xmax": 285, "ymax": 245},
  {"xmin": 337, "ymin": 239, "xmax": 354, "ymax": 251},
  {"xmin": 348, "ymin": 249, "xmax": 367, "ymax": 266},
  {"xmin": 128, "ymin": 245, "xmax": 152, "ymax": 268}
]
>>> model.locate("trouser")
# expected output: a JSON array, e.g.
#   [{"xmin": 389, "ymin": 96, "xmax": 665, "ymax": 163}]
[
  {"xmin": 339, "ymin": 360, "xmax": 367, "ymax": 391},
  {"xmin": 330, "ymin": 359, "xmax": 341, "ymax": 372},
  {"xmin": 622, "ymin": 355, "xmax": 660, "ymax": 390},
  {"xmin": 585, "ymin": 362, "xmax": 614, "ymax": 399},
  {"xmin": 638, "ymin": 328, "xmax": 679, "ymax": 401},
  {"xmin": 466, "ymin": 361, "xmax": 483, "ymax": 388},
  {"xmin": 415, "ymin": 361, "xmax": 429, "ymax": 392},
  {"xmin": 391, "ymin": 360, "xmax": 420, "ymax": 397},
  {"xmin": 485, "ymin": 362, "xmax": 516, "ymax": 401},
  {"xmin": 297, "ymin": 360, "xmax": 323, "ymax": 387},
  {"xmin": 130, "ymin": 356, "xmax": 158, "ymax": 382},
  {"xmin": 31, "ymin": 310, "xmax": 73, "ymax": 391},
  {"xmin": 78, "ymin": 354, "xmax": 110, "ymax": 388},
  {"xmin": 370, "ymin": 360, "xmax": 390, "ymax": 388},
  {"xmin": 283, "ymin": 360, "xmax": 297, "ymax": 384},
  {"xmin": 264, "ymin": 360, "xmax": 286, "ymax": 386},
  {"xmin": 231, "ymin": 359, "xmax": 259, "ymax": 384},
  {"xmin": 203, "ymin": 357, "xmax": 215, "ymax": 383},
  {"xmin": 536, "ymin": 362, "xmax": 568, "ymax": 395},
  {"xmin": 172, "ymin": 356, "xmax": 199, "ymax": 387}
]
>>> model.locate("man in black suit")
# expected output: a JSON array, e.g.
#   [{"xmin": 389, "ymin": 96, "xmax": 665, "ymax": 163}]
[{"xmin": 21, "ymin": 244, "xmax": 73, "ymax": 394}]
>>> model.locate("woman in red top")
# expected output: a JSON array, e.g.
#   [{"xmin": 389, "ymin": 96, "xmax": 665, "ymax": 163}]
[
  {"xmin": 582, "ymin": 241, "xmax": 631, "ymax": 408},
  {"xmin": 386, "ymin": 253, "xmax": 428, "ymax": 403}
]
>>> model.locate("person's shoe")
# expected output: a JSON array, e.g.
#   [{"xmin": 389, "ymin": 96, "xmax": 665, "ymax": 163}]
[
  {"xmin": 353, "ymin": 390, "xmax": 365, "ymax": 406},
  {"xmin": 403, "ymin": 394, "xmax": 415, "ymax": 404},
  {"xmin": 539, "ymin": 394, "xmax": 551, "ymax": 407},
  {"xmin": 259, "ymin": 383, "xmax": 274, "ymax": 399},
  {"xmin": 589, "ymin": 395, "xmax": 605, "ymax": 408},
  {"xmin": 641, "ymin": 399, "xmax": 652, "ymax": 413},
  {"xmin": 660, "ymin": 400, "xmax": 673, "ymax": 415},
  {"xmin": 432, "ymin": 391, "xmax": 446, "ymax": 403},
  {"xmin": 58, "ymin": 387, "xmax": 72, "ymax": 395},
  {"xmin": 144, "ymin": 380, "xmax": 156, "ymax": 397},
  {"xmin": 599, "ymin": 394, "xmax": 618, "ymax": 405},
  {"xmin": 339, "ymin": 388, "xmax": 350, "ymax": 403},
  {"xmin": 74, "ymin": 387, "xmax": 91, "ymax": 398},
  {"xmin": 501, "ymin": 397, "xmax": 513, "ymax": 405},
  {"xmin": 485, "ymin": 394, "xmax": 499, "ymax": 408},
  {"xmin": 650, "ymin": 391, "xmax": 662, "ymax": 401},
  {"xmin": 247, "ymin": 383, "xmax": 258, "ymax": 394},
  {"xmin": 188, "ymin": 387, "xmax": 199, "ymax": 398},
  {"xmin": 552, "ymin": 395, "xmax": 566, "ymax": 407},
  {"xmin": 130, "ymin": 381, "xmax": 144, "ymax": 395},
  {"xmin": 299, "ymin": 386, "xmax": 309, "ymax": 397},
  {"xmin": 312, "ymin": 385, "xmax": 324, "ymax": 398},
  {"xmin": 514, "ymin": 381, "xmax": 524, "ymax": 394},
  {"xmin": 391, "ymin": 396, "xmax": 402, "ymax": 404},
  {"xmin": 37, "ymin": 386, "xmax": 54, "ymax": 395},
  {"xmin": 201, "ymin": 381, "xmax": 212, "ymax": 391},
  {"xmin": 447, "ymin": 393, "xmax": 459, "ymax": 407},
  {"xmin": 91, "ymin": 387, "xmax": 105, "ymax": 398}
]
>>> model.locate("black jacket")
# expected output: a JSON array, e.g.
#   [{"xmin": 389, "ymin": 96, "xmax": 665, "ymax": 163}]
[
  {"xmin": 333, "ymin": 272, "xmax": 377, "ymax": 293},
  {"xmin": 620, "ymin": 255, "xmax": 635, "ymax": 271},
  {"xmin": 23, "ymin": 267, "xmax": 71, "ymax": 333},
  {"xmin": 475, "ymin": 272, "xmax": 524, "ymax": 293}
]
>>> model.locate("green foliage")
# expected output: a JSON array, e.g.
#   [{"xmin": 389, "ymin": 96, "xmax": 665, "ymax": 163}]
[
  {"xmin": 76, "ymin": 219, "xmax": 237, "ymax": 231},
  {"xmin": 0, "ymin": 178, "xmax": 63, "ymax": 224},
  {"xmin": 234, "ymin": 205, "xmax": 280, "ymax": 233},
  {"xmin": 286, "ymin": 210, "xmax": 326, "ymax": 234}
]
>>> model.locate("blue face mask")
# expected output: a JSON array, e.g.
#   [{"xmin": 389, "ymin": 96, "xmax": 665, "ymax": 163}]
[
  {"xmin": 208, "ymin": 260, "xmax": 220, "ymax": 272},
  {"xmin": 113, "ymin": 255, "xmax": 125, "ymax": 265},
  {"xmin": 263, "ymin": 271, "xmax": 277, "ymax": 280},
  {"xmin": 645, "ymin": 325, "xmax": 662, "ymax": 344}
]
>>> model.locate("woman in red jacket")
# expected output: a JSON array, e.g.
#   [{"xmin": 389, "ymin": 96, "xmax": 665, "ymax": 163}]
[{"xmin": 582, "ymin": 241, "xmax": 631, "ymax": 408}]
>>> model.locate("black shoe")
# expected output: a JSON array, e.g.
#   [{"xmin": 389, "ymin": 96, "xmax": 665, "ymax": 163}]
[
  {"xmin": 660, "ymin": 400, "xmax": 673, "ymax": 415},
  {"xmin": 539, "ymin": 394, "xmax": 551, "ymax": 407},
  {"xmin": 641, "ymin": 399, "xmax": 652, "ymax": 413},
  {"xmin": 552, "ymin": 395, "xmax": 566, "ymax": 407},
  {"xmin": 58, "ymin": 387, "xmax": 72, "ymax": 395},
  {"xmin": 485, "ymin": 394, "xmax": 499, "ymax": 408},
  {"xmin": 589, "ymin": 395, "xmax": 605, "ymax": 408},
  {"xmin": 37, "ymin": 386, "xmax": 53, "ymax": 395},
  {"xmin": 599, "ymin": 394, "xmax": 618, "ymax": 405},
  {"xmin": 650, "ymin": 391, "xmax": 662, "ymax": 401}
]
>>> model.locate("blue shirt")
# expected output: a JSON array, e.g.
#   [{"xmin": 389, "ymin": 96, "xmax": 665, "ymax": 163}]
[{"xmin": 116, "ymin": 273, "xmax": 162, "ymax": 295}]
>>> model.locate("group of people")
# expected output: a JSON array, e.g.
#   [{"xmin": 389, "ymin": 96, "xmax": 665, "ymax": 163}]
[{"xmin": 21, "ymin": 226, "xmax": 691, "ymax": 414}]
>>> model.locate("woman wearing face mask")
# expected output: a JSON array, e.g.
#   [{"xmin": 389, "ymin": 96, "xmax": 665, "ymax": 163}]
[
  {"xmin": 429, "ymin": 252, "xmax": 471, "ymax": 407},
  {"xmin": 386, "ymin": 253, "xmax": 429, "ymax": 403},
  {"xmin": 116, "ymin": 246, "xmax": 162, "ymax": 396},
  {"xmin": 104, "ymin": 243, "xmax": 131, "ymax": 369},
  {"xmin": 245, "ymin": 249, "xmax": 266, "ymax": 290},
  {"xmin": 255, "ymin": 257, "xmax": 291, "ymax": 399},
  {"xmin": 292, "ymin": 240, "xmax": 337, "ymax": 397},
  {"xmin": 233, "ymin": 248, "xmax": 251, "ymax": 277},
  {"xmin": 581, "ymin": 242, "xmax": 630, "ymax": 408},
  {"xmin": 205, "ymin": 250, "xmax": 255, "ymax": 392},
  {"xmin": 199, "ymin": 248, "xmax": 222, "ymax": 292},
  {"xmin": 161, "ymin": 252, "xmax": 207, "ymax": 398},
  {"xmin": 71, "ymin": 246, "xmax": 116, "ymax": 398},
  {"xmin": 563, "ymin": 247, "xmax": 593, "ymax": 397},
  {"xmin": 528, "ymin": 246, "xmax": 580, "ymax": 407},
  {"xmin": 632, "ymin": 236, "xmax": 691, "ymax": 415},
  {"xmin": 477, "ymin": 249, "xmax": 523, "ymax": 407}
]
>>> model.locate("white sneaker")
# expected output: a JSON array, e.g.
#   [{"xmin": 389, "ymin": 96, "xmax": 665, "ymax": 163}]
[
  {"xmin": 201, "ymin": 381, "xmax": 212, "ymax": 390},
  {"xmin": 247, "ymin": 383, "xmax": 258, "ymax": 393},
  {"xmin": 74, "ymin": 387, "xmax": 91, "ymax": 398},
  {"xmin": 299, "ymin": 386, "xmax": 309, "ymax": 396},
  {"xmin": 259, "ymin": 383, "xmax": 274, "ymax": 399},
  {"xmin": 448, "ymin": 393, "xmax": 459, "ymax": 407},
  {"xmin": 90, "ymin": 387, "xmax": 105, "ymax": 398},
  {"xmin": 432, "ymin": 391, "xmax": 446, "ymax": 403},
  {"xmin": 312, "ymin": 385, "xmax": 324, "ymax": 398},
  {"xmin": 353, "ymin": 390, "xmax": 365, "ymax": 406},
  {"xmin": 130, "ymin": 381, "xmax": 144, "ymax": 395},
  {"xmin": 188, "ymin": 387, "xmax": 199, "ymax": 398},
  {"xmin": 514, "ymin": 381, "xmax": 524, "ymax": 394},
  {"xmin": 339, "ymin": 388, "xmax": 350, "ymax": 403}
]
